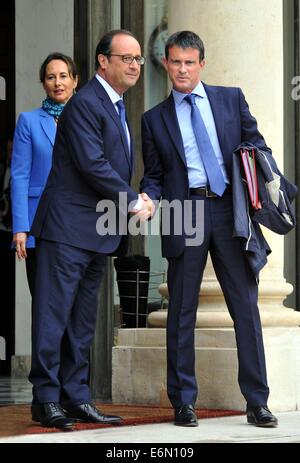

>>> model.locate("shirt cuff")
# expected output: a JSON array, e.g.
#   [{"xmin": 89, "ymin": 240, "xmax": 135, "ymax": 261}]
[{"xmin": 132, "ymin": 194, "xmax": 144, "ymax": 211}]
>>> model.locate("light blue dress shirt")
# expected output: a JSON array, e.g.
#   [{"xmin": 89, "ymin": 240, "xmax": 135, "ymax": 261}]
[
  {"xmin": 173, "ymin": 81, "xmax": 229, "ymax": 188},
  {"xmin": 95, "ymin": 74, "xmax": 131, "ymax": 149}
]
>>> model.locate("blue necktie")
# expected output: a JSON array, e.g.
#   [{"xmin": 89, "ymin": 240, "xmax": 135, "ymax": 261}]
[
  {"xmin": 116, "ymin": 99, "xmax": 130, "ymax": 151},
  {"xmin": 185, "ymin": 94, "xmax": 226, "ymax": 196}
]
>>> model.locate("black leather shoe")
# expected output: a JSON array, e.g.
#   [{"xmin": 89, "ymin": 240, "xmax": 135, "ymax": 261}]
[
  {"xmin": 31, "ymin": 403, "xmax": 74, "ymax": 430},
  {"xmin": 174, "ymin": 404, "xmax": 198, "ymax": 427},
  {"xmin": 247, "ymin": 405, "xmax": 278, "ymax": 427},
  {"xmin": 64, "ymin": 403, "xmax": 123, "ymax": 424}
]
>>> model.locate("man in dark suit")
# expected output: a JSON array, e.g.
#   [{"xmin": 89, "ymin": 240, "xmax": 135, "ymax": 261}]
[
  {"xmin": 140, "ymin": 31, "xmax": 278, "ymax": 428},
  {"xmin": 30, "ymin": 29, "xmax": 152, "ymax": 430}
]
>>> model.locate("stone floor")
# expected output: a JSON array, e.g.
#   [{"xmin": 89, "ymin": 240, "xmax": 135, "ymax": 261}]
[
  {"xmin": 1, "ymin": 411, "xmax": 300, "ymax": 443},
  {"xmin": 0, "ymin": 376, "xmax": 300, "ymax": 443}
]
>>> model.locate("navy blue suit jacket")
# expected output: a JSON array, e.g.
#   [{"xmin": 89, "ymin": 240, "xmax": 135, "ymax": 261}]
[
  {"xmin": 31, "ymin": 77, "xmax": 138, "ymax": 254},
  {"xmin": 140, "ymin": 83, "xmax": 270, "ymax": 257}
]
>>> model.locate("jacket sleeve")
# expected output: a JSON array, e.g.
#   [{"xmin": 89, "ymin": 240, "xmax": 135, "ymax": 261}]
[
  {"xmin": 10, "ymin": 113, "xmax": 32, "ymax": 233},
  {"xmin": 140, "ymin": 113, "xmax": 163, "ymax": 201},
  {"xmin": 239, "ymin": 88, "xmax": 272, "ymax": 155}
]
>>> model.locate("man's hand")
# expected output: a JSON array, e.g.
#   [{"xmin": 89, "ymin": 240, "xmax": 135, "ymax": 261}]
[
  {"xmin": 140, "ymin": 192, "xmax": 155, "ymax": 218},
  {"xmin": 13, "ymin": 232, "xmax": 28, "ymax": 259},
  {"xmin": 131, "ymin": 193, "xmax": 155, "ymax": 221}
]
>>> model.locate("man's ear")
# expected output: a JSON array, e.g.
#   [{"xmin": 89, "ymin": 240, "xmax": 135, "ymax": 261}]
[
  {"xmin": 200, "ymin": 59, "xmax": 206, "ymax": 71},
  {"xmin": 162, "ymin": 57, "xmax": 168, "ymax": 72},
  {"xmin": 98, "ymin": 54, "xmax": 107, "ymax": 70}
]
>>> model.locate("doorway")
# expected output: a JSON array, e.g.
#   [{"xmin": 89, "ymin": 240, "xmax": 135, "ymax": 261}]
[{"xmin": 0, "ymin": 0, "xmax": 15, "ymax": 375}]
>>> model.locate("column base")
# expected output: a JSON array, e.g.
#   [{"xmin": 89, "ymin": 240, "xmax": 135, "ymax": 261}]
[
  {"xmin": 112, "ymin": 327, "xmax": 300, "ymax": 412},
  {"xmin": 148, "ymin": 308, "xmax": 300, "ymax": 328},
  {"xmin": 11, "ymin": 355, "xmax": 31, "ymax": 377}
]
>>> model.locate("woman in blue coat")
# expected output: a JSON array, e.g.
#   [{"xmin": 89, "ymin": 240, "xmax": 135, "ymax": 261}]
[{"xmin": 11, "ymin": 52, "xmax": 78, "ymax": 295}]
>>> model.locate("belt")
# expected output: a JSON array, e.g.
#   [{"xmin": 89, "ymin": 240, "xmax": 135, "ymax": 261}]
[{"xmin": 189, "ymin": 186, "xmax": 218, "ymax": 198}]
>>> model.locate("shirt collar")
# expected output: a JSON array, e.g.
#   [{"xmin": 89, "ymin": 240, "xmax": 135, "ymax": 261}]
[
  {"xmin": 172, "ymin": 80, "xmax": 207, "ymax": 106},
  {"xmin": 95, "ymin": 74, "xmax": 123, "ymax": 105}
]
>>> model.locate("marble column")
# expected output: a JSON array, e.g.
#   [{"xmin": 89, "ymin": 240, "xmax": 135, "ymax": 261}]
[
  {"xmin": 112, "ymin": 0, "xmax": 300, "ymax": 411},
  {"xmin": 149, "ymin": 0, "xmax": 300, "ymax": 328}
]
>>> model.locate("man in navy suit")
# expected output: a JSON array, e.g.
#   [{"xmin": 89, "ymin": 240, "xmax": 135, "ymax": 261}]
[
  {"xmin": 30, "ymin": 29, "xmax": 152, "ymax": 430},
  {"xmin": 140, "ymin": 31, "xmax": 278, "ymax": 428}
]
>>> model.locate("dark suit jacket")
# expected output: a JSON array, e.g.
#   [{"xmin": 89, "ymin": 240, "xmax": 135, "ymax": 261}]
[
  {"xmin": 31, "ymin": 77, "xmax": 138, "ymax": 254},
  {"xmin": 140, "ymin": 83, "xmax": 270, "ymax": 258}
]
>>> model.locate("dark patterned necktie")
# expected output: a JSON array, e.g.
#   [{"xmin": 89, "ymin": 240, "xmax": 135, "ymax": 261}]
[{"xmin": 116, "ymin": 99, "xmax": 130, "ymax": 151}]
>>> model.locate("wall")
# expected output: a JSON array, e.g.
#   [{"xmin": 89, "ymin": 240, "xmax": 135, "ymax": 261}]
[
  {"xmin": 283, "ymin": 0, "xmax": 297, "ymax": 308},
  {"xmin": 16, "ymin": 0, "xmax": 74, "ymax": 114},
  {"xmin": 14, "ymin": 0, "xmax": 74, "ymax": 358},
  {"xmin": 144, "ymin": 0, "xmax": 168, "ymax": 300}
]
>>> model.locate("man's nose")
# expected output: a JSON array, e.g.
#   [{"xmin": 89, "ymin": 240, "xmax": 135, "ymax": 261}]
[
  {"xmin": 129, "ymin": 59, "xmax": 139, "ymax": 69},
  {"xmin": 179, "ymin": 63, "xmax": 187, "ymax": 72}
]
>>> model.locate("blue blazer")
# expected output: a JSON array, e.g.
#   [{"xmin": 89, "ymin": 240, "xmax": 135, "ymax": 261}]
[
  {"xmin": 31, "ymin": 77, "xmax": 139, "ymax": 254},
  {"xmin": 11, "ymin": 108, "xmax": 56, "ymax": 247},
  {"xmin": 140, "ymin": 84, "xmax": 271, "ymax": 258}
]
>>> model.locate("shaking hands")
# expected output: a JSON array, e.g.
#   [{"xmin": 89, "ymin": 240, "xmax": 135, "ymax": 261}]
[{"xmin": 131, "ymin": 192, "xmax": 155, "ymax": 221}]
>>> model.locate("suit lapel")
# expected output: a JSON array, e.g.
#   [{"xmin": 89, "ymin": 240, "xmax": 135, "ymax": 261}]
[
  {"xmin": 203, "ymin": 83, "xmax": 225, "ymax": 156},
  {"xmin": 90, "ymin": 78, "xmax": 132, "ymax": 174},
  {"xmin": 127, "ymin": 122, "xmax": 135, "ymax": 174},
  {"xmin": 160, "ymin": 94, "xmax": 187, "ymax": 167},
  {"xmin": 40, "ymin": 109, "xmax": 56, "ymax": 146}
]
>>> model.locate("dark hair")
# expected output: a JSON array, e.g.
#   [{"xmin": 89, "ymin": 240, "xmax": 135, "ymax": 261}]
[
  {"xmin": 39, "ymin": 52, "xmax": 78, "ymax": 83},
  {"xmin": 94, "ymin": 29, "xmax": 136, "ymax": 70},
  {"xmin": 165, "ymin": 31, "xmax": 205, "ymax": 62}
]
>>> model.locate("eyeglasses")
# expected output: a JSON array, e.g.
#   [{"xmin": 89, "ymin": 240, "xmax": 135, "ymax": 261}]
[{"xmin": 107, "ymin": 54, "xmax": 145, "ymax": 65}]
